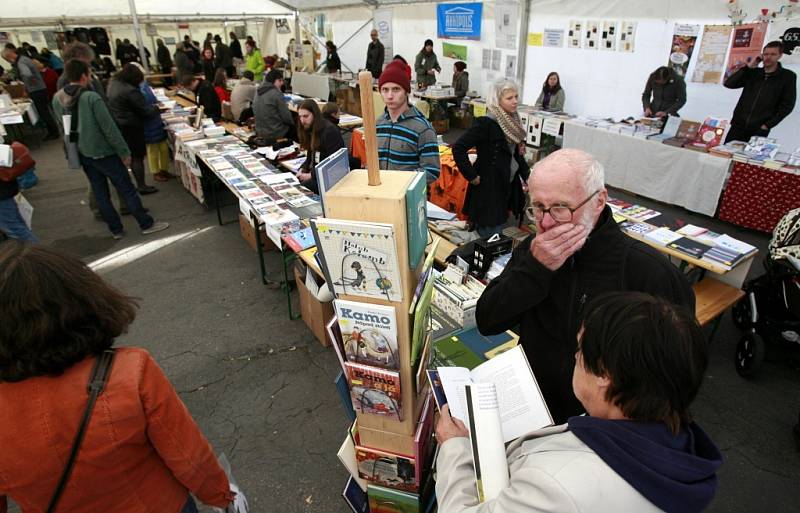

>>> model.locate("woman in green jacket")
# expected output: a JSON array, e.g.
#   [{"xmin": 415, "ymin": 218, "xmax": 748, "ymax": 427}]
[
  {"xmin": 534, "ymin": 71, "xmax": 566, "ymax": 112},
  {"xmin": 245, "ymin": 40, "xmax": 264, "ymax": 77},
  {"xmin": 414, "ymin": 39, "xmax": 440, "ymax": 88}
]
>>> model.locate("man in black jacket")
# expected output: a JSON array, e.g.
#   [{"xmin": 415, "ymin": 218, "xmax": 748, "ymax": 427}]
[
  {"xmin": 213, "ymin": 35, "xmax": 234, "ymax": 78},
  {"xmin": 181, "ymin": 75, "xmax": 221, "ymax": 122},
  {"xmin": 476, "ymin": 148, "xmax": 695, "ymax": 424},
  {"xmin": 724, "ymin": 40, "xmax": 797, "ymax": 143},
  {"xmin": 365, "ymin": 29, "xmax": 385, "ymax": 79},
  {"xmin": 156, "ymin": 39, "xmax": 173, "ymax": 86}
]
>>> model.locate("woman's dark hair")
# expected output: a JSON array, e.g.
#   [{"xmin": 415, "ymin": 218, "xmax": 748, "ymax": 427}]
[
  {"xmin": 0, "ymin": 242, "xmax": 138, "ymax": 382},
  {"xmin": 114, "ymin": 63, "xmax": 144, "ymax": 87},
  {"xmin": 64, "ymin": 59, "xmax": 90, "ymax": 82},
  {"xmin": 213, "ymin": 67, "xmax": 227, "ymax": 88},
  {"xmin": 651, "ymin": 66, "xmax": 673, "ymax": 84},
  {"xmin": 454, "ymin": 61, "xmax": 467, "ymax": 72},
  {"xmin": 326, "ymin": 41, "xmax": 336, "ymax": 52},
  {"xmin": 423, "ymin": 39, "xmax": 434, "ymax": 49},
  {"xmin": 296, "ymin": 99, "xmax": 326, "ymax": 154},
  {"xmin": 393, "ymin": 54, "xmax": 407, "ymax": 65},
  {"xmin": 542, "ymin": 71, "xmax": 561, "ymax": 93},
  {"xmin": 578, "ymin": 291, "xmax": 708, "ymax": 434}
]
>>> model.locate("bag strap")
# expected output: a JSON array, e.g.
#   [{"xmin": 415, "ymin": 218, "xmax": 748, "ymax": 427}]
[
  {"xmin": 68, "ymin": 89, "xmax": 85, "ymax": 142},
  {"xmin": 46, "ymin": 348, "xmax": 116, "ymax": 513}
]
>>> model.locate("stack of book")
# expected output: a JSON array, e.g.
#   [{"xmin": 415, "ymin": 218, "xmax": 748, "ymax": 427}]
[
  {"xmin": 685, "ymin": 117, "xmax": 729, "ymax": 152},
  {"xmin": 732, "ymin": 136, "xmax": 780, "ymax": 164},
  {"xmin": 662, "ymin": 120, "xmax": 702, "ymax": 147}
]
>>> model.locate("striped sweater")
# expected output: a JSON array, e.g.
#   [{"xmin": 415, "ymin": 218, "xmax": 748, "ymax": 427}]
[{"xmin": 376, "ymin": 105, "xmax": 441, "ymax": 182}]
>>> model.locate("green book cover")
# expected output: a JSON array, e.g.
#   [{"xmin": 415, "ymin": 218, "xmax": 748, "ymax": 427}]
[
  {"xmin": 405, "ymin": 172, "xmax": 427, "ymax": 269},
  {"xmin": 367, "ymin": 484, "xmax": 420, "ymax": 513},
  {"xmin": 432, "ymin": 334, "xmax": 483, "ymax": 370}
]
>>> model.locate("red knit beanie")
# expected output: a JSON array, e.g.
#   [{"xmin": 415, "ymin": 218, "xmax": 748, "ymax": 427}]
[{"xmin": 379, "ymin": 60, "xmax": 411, "ymax": 93}]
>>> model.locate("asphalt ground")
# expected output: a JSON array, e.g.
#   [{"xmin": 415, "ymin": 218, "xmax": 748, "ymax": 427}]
[{"xmin": 5, "ymin": 133, "xmax": 799, "ymax": 512}]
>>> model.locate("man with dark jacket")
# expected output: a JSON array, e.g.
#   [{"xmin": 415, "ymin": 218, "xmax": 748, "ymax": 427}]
[
  {"xmin": 118, "ymin": 39, "xmax": 140, "ymax": 66},
  {"xmin": 213, "ymin": 35, "xmax": 234, "ymax": 78},
  {"xmin": 252, "ymin": 69, "xmax": 294, "ymax": 144},
  {"xmin": 724, "ymin": 40, "xmax": 797, "ymax": 143},
  {"xmin": 181, "ymin": 75, "xmax": 222, "ymax": 122},
  {"xmin": 365, "ymin": 29, "xmax": 385, "ymax": 79},
  {"xmin": 2, "ymin": 43, "xmax": 60, "ymax": 140},
  {"xmin": 156, "ymin": 39, "xmax": 173, "ymax": 86},
  {"xmin": 229, "ymin": 32, "xmax": 243, "ymax": 61},
  {"xmin": 476, "ymin": 148, "xmax": 695, "ymax": 424},
  {"xmin": 174, "ymin": 44, "xmax": 195, "ymax": 85},
  {"xmin": 641, "ymin": 66, "xmax": 686, "ymax": 117}
]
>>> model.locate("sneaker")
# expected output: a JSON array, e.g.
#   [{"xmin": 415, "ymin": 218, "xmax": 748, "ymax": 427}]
[
  {"xmin": 112, "ymin": 231, "xmax": 125, "ymax": 240},
  {"xmin": 142, "ymin": 221, "xmax": 169, "ymax": 235}
]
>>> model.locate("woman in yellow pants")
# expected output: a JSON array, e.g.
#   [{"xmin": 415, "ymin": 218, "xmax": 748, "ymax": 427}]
[{"xmin": 140, "ymin": 81, "xmax": 174, "ymax": 181}]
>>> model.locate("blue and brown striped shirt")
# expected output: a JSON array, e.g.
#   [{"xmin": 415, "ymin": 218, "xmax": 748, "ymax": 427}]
[{"xmin": 376, "ymin": 105, "xmax": 440, "ymax": 183}]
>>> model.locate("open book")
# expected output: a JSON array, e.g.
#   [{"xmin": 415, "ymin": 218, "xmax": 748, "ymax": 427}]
[{"xmin": 437, "ymin": 345, "xmax": 552, "ymax": 443}]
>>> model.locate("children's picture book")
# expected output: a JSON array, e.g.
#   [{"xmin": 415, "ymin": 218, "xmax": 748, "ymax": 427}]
[
  {"xmin": 338, "ymin": 431, "xmax": 368, "ymax": 492},
  {"xmin": 427, "ymin": 369, "xmax": 446, "ymax": 411},
  {"xmin": 367, "ymin": 484, "xmax": 420, "ymax": 513},
  {"xmin": 437, "ymin": 345, "xmax": 553, "ymax": 443},
  {"xmin": 357, "ymin": 447, "xmax": 416, "ymax": 492},
  {"xmin": 687, "ymin": 117, "xmax": 729, "ymax": 151},
  {"xmin": 335, "ymin": 371, "xmax": 357, "ymax": 422},
  {"xmin": 335, "ymin": 299, "xmax": 399, "ymax": 370},
  {"xmin": 453, "ymin": 327, "xmax": 519, "ymax": 361},
  {"xmin": 311, "ymin": 218, "xmax": 403, "ymax": 302},
  {"xmin": 280, "ymin": 221, "xmax": 315, "ymax": 252},
  {"xmin": 406, "ymin": 172, "xmax": 428, "ymax": 269},
  {"xmin": 346, "ymin": 362, "xmax": 403, "ymax": 420}
]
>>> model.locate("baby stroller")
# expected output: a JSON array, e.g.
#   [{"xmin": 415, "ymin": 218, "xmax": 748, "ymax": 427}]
[{"xmin": 731, "ymin": 207, "xmax": 800, "ymax": 377}]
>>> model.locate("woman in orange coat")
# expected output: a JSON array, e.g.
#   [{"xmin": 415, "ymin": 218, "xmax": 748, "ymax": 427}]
[{"xmin": 0, "ymin": 242, "xmax": 234, "ymax": 513}]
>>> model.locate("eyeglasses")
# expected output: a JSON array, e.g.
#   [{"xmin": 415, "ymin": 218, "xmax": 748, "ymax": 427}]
[{"xmin": 526, "ymin": 190, "xmax": 600, "ymax": 223}]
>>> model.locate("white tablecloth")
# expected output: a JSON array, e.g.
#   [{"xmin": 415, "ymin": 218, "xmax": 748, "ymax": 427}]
[{"xmin": 562, "ymin": 122, "xmax": 731, "ymax": 216}]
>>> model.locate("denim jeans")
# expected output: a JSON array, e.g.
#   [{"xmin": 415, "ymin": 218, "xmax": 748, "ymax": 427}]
[
  {"xmin": 181, "ymin": 496, "xmax": 199, "ymax": 513},
  {"xmin": 79, "ymin": 153, "xmax": 154, "ymax": 235},
  {"xmin": 0, "ymin": 197, "xmax": 38, "ymax": 242},
  {"xmin": 476, "ymin": 223, "xmax": 506, "ymax": 238}
]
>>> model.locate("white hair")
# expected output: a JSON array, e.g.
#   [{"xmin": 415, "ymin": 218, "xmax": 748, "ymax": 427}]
[
  {"xmin": 486, "ymin": 77, "xmax": 519, "ymax": 110},
  {"xmin": 531, "ymin": 148, "xmax": 605, "ymax": 195}
]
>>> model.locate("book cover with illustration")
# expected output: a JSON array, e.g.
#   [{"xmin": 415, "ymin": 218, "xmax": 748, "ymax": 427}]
[
  {"xmin": 367, "ymin": 484, "xmax": 422, "ymax": 513},
  {"xmin": 335, "ymin": 299, "xmax": 399, "ymax": 370},
  {"xmin": 311, "ymin": 218, "xmax": 403, "ymax": 302},
  {"xmin": 346, "ymin": 362, "xmax": 403, "ymax": 421},
  {"xmin": 357, "ymin": 445, "xmax": 417, "ymax": 493},
  {"xmin": 406, "ymin": 172, "xmax": 428, "ymax": 269}
]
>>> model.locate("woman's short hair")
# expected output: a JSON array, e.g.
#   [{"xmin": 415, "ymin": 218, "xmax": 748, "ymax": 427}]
[
  {"xmin": 454, "ymin": 61, "xmax": 467, "ymax": 72},
  {"xmin": 114, "ymin": 63, "xmax": 145, "ymax": 87},
  {"xmin": 486, "ymin": 77, "xmax": 519, "ymax": 110},
  {"xmin": 579, "ymin": 291, "xmax": 708, "ymax": 433},
  {"xmin": 0, "ymin": 242, "xmax": 138, "ymax": 383}
]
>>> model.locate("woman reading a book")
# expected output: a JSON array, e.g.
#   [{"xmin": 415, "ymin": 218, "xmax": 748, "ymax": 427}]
[{"xmin": 435, "ymin": 291, "xmax": 722, "ymax": 513}]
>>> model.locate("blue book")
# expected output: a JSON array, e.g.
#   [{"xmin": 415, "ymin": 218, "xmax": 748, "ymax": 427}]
[
  {"xmin": 453, "ymin": 327, "xmax": 519, "ymax": 361},
  {"xmin": 406, "ymin": 172, "xmax": 427, "ymax": 269},
  {"xmin": 342, "ymin": 476, "xmax": 369, "ymax": 513},
  {"xmin": 335, "ymin": 371, "xmax": 357, "ymax": 422}
]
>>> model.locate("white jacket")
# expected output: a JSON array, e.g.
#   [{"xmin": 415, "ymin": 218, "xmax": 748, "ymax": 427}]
[{"xmin": 435, "ymin": 424, "xmax": 662, "ymax": 513}]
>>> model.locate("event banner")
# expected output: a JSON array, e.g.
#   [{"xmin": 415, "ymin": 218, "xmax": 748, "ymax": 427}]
[
  {"xmin": 725, "ymin": 22, "xmax": 768, "ymax": 80},
  {"xmin": 373, "ymin": 8, "xmax": 394, "ymax": 67},
  {"xmin": 668, "ymin": 24, "xmax": 700, "ymax": 77},
  {"xmin": 437, "ymin": 2, "xmax": 483, "ymax": 40},
  {"xmin": 772, "ymin": 20, "xmax": 800, "ymax": 65},
  {"xmin": 691, "ymin": 25, "xmax": 733, "ymax": 84}
]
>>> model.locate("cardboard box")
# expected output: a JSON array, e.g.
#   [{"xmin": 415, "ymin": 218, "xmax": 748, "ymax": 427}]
[
  {"xmin": 3, "ymin": 83, "xmax": 27, "ymax": 99},
  {"xmin": 294, "ymin": 263, "xmax": 334, "ymax": 346},
  {"xmin": 238, "ymin": 213, "xmax": 277, "ymax": 252}
]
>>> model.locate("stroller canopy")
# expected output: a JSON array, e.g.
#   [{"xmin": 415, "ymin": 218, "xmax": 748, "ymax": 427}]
[{"xmin": 770, "ymin": 207, "xmax": 800, "ymax": 261}]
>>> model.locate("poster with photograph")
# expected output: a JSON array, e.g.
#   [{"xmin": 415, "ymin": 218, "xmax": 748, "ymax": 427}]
[
  {"xmin": 495, "ymin": 2, "xmax": 518, "ymax": 49},
  {"xmin": 600, "ymin": 21, "xmax": 618, "ymax": 51},
  {"xmin": 584, "ymin": 21, "xmax": 600, "ymax": 50},
  {"xmin": 543, "ymin": 28, "xmax": 564, "ymax": 48},
  {"xmin": 725, "ymin": 22, "xmax": 768, "ymax": 80},
  {"xmin": 668, "ymin": 24, "xmax": 700, "ymax": 77},
  {"xmin": 691, "ymin": 25, "xmax": 733, "ymax": 83},
  {"xmin": 482, "ymin": 48, "xmax": 491, "ymax": 69},
  {"xmin": 618, "ymin": 21, "xmax": 637, "ymax": 52},
  {"xmin": 492, "ymin": 49, "xmax": 502, "ymax": 71},
  {"xmin": 568, "ymin": 20, "xmax": 583, "ymax": 49},
  {"xmin": 442, "ymin": 42, "xmax": 467, "ymax": 60},
  {"xmin": 772, "ymin": 20, "xmax": 800, "ymax": 65},
  {"xmin": 505, "ymin": 55, "xmax": 517, "ymax": 78}
]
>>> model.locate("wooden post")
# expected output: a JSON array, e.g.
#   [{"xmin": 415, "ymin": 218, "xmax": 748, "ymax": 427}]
[{"xmin": 358, "ymin": 70, "xmax": 381, "ymax": 186}]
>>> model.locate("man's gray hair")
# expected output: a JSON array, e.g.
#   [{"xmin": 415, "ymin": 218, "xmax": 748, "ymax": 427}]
[
  {"xmin": 486, "ymin": 77, "xmax": 519, "ymax": 110},
  {"xmin": 62, "ymin": 42, "xmax": 95, "ymax": 63},
  {"xmin": 532, "ymin": 148, "xmax": 605, "ymax": 194}
]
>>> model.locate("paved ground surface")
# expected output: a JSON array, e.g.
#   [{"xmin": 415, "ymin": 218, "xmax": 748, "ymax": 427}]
[{"xmin": 6, "ymin": 134, "xmax": 800, "ymax": 512}]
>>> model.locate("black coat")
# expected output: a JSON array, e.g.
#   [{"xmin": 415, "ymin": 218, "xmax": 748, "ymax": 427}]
[
  {"xmin": 157, "ymin": 45, "xmax": 172, "ymax": 71},
  {"xmin": 106, "ymin": 79, "xmax": 158, "ymax": 128},
  {"xmin": 724, "ymin": 63, "xmax": 797, "ymax": 130},
  {"xmin": 477, "ymin": 206, "xmax": 696, "ymax": 424},
  {"xmin": 230, "ymin": 39, "xmax": 243, "ymax": 60},
  {"xmin": 452, "ymin": 116, "xmax": 529, "ymax": 228},
  {"xmin": 196, "ymin": 80, "xmax": 222, "ymax": 122},
  {"xmin": 366, "ymin": 40, "xmax": 385, "ymax": 78},
  {"xmin": 215, "ymin": 43, "xmax": 233, "ymax": 69},
  {"xmin": 301, "ymin": 120, "xmax": 346, "ymax": 194}
]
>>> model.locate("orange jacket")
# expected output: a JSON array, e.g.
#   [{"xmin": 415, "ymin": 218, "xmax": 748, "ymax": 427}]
[{"xmin": 0, "ymin": 347, "xmax": 232, "ymax": 513}]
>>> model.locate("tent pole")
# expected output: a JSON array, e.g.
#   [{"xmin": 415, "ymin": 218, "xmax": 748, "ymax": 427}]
[
  {"xmin": 515, "ymin": 0, "xmax": 531, "ymax": 95},
  {"xmin": 127, "ymin": 0, "xmax": 150, "ymax": 73}
]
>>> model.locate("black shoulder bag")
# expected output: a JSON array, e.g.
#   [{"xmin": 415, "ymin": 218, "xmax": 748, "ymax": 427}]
[{"xmin": 46, "ymin": 349, "xmax": 116, "ymax": 513}]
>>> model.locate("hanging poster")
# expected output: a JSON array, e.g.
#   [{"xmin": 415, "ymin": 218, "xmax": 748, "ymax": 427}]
[
  {"xmin": 618, "ymin": 21, "xmax": 637, "ymax": 52},
  {"xmin": 495, "ymin": 2, "xmax": 518, "ymax": 49},
  {"xmin": 442, "ymin": 42, "xmax": 468, "ymax": 60},
  {"xmin": 43, "ymin": 31, "xmax": 59, "ymax": 50},
  {"xmin": 584, "ymin": 21, "xmax": 600, "ymax": 50},
  {"xmin": 492, "ymin": 49, "xmax": 502, "ymax": 71},
  {"xmin": 691, "ymin": 25, "xmax": 733, "ymax": 83},
  {"xmin": 505, "ymin": 55, "xmax": 517, "ymax": 78},
  {"xmin": 600, "ymin": 21, "xmax": 618, "ymax": 51},
  {"xmin": 527, "ymin": 33, "xmax": 543, "ymax": 47},
  {"xmin": 374, "ymin": 8, "xmax": 394, "ymax": 67},
  {"xmin": 568, "ymin": 20, "xmax": 583, "ymax": 49},
  {"xmin": 543, "ymin": 28, "xmax": 564, "ymax": 48},
  {"xmin": 773, "ymin": 20, "xmax": 800, "ymax": 64},
  {"xmin": 437, "ymin": 3, "xmax": 483, "ymax": 41},
  {"xmin": 668, "ymin": 24, "xmax": 701, "ymax": 77},
  {"xmin": 725, "ymin": 22, "xmax": 768, "ymax": 80},
  {"xmin": 482, "ymin": 48, "xmax": 492, "ymax": 69}
]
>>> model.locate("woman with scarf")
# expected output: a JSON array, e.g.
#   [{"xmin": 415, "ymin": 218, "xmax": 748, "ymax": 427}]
[
  {"xmin": 534, "ymin": 71, "xmax": 565, "ymax": 112},
  {"xmin": 453, "ymin": 78, "xmax": 529, "ymax": 237}
]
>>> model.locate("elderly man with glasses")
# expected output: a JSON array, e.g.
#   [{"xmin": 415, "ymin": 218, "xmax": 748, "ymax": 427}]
[{"xmin": 476, "ymin": 148, "xmax": 695, "ymax": 424}]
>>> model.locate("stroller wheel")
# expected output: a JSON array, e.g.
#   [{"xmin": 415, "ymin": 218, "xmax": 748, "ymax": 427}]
[
  {"xmin": 731, "ymin": 296, "xmax": 752, "ymax": 330},
  {"xmin": 735, "ymin": 332, "xmax": 765, "ymax": 378}
]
